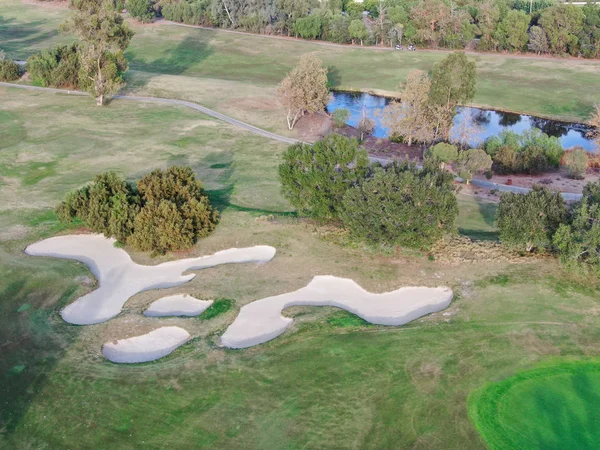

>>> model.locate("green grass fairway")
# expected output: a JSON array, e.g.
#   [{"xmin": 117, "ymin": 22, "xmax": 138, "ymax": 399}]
[
  {"xmin": 2, "ymin": 87, "xmax": 600, "ymax": 449},
  {"xmin": 469, "ymin": 360, "xmax": 600, "ymax": 450},
  {"xmin": 1, "ymin": 0, "xmax": 599, "ymax": 131}
]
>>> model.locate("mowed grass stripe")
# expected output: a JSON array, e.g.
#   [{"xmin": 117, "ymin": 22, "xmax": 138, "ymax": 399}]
[{"xmin": 468, "ymin": 360, "xmax": 600, "ymax": 450}]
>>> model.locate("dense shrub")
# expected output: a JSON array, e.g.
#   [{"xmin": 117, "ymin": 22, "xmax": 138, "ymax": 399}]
[
  {"xmin": 56, "ymin": 172, "xmax": 140, "ymax": 242},
  {"xmin": 340, "ymin": 162, "xmax": 458, "ymax": 248},
  {"xmin": 0, "ymin": 60, "xmax": 21, "ymax": 81},
  {"xmin": 561, "ymin": 148, "xmax": 588, "ymax": 179},
  {"xmin": 485, "ymin": 128, "xmax": 563, "ymax": 175},
  {"xmin": 497, "ymin": 185, "xmax": 567, "ymax": 253},
  {"xmin": 554, "ymin": 194, "xmax": 600, "ymax": 271},
  {"xmin": 426, "ymin": 143, "xmax": 458, "ymax": 168},
  {"xmin": 56, "ymin": 166, "xmax": 217, "ymax": 254},
  {"xmin": 332, "ymin": 108, "xmax": 350, "ymax": 128},
  {"xmin": 27, "ymin": 44, "xmax": 81, "ymax": 88},
  {"xmin": 278, "ymin": 135, "xmax": 369, "ymax": 221},
  {"xmin": 126, "ymin": 0, "xmax": 155, "ymax": 23},
  {"xmin": 161, "ymin": 0, "xmax": 212, "ymax": 26},
  {"xmin": 128, "ymin": 166, "xmax": 218, "ymax": 253},
  {"xmin": 457, "ymin": 148, "xmax": 492, "ymax": 182}
]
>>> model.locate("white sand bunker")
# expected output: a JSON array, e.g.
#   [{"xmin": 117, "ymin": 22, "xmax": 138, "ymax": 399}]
[
  {"xmin": 25, "ymin": 234, "xmax": 276, "ymax": 325},
  {"xmin": 144, "ymin": 294, "xmax": 213, "ymax": 317},
  {"xmin": 102, "ymin": 326, "xmax": 191, "ymax": 363},
  {"xmin": 221, "ymin": 276, "xmax": 453, "ymax": 349}
]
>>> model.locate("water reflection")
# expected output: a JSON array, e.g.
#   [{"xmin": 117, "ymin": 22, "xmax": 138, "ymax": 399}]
[{"xmin": 327, "ymin": 91, "xmax": 597, "ymax": 151}]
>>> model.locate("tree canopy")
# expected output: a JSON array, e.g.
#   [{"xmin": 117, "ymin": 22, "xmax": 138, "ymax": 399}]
[
  {"xmin": 61, "ymin": 0, "xmax": 134, "ymax": 105},
  {"xmin": 278, "ymin": 53, "xmax": 329, "ymax": 130},
  {"xmin": 278, "ymin": 135, "xmax": 369, "ymax": 221}
]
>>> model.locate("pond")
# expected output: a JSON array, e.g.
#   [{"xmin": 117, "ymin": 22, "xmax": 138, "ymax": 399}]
[{"xmin": 327, "ymin": 91, "xmax": 597, "ymax": 152}]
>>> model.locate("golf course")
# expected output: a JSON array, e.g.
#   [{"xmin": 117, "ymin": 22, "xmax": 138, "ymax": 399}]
[{"xmin": 2, "ymin": 0, "xmax": 600, "ymax": 448}]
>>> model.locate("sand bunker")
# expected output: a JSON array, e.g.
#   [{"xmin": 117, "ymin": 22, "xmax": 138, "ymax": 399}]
[
  {"xmin": 25, "ymin": 234, "xmax": 276, "ymax": 325},
  {"xmin": 102, "ymin": 326, "xmax": 191, "ymax": 363},
  {"xmin": 144, "ymin": 294, "xmax": 213, "ymax": 317},
  {"xmin": 221, "ymin": 276, "xmax": 453, "ymax": 348}
]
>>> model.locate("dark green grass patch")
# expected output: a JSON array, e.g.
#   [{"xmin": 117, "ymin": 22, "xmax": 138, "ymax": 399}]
[
  {"xmin": 468, "ymin": 359, "xmax": 600, "ymax": 450},
  {"xmin": 327, "ymin": 310, "xmax": 372, "ymax": 328},
  {"xmin": 200, "ymin": 298, "xmax": 234, "ymax": 320}
]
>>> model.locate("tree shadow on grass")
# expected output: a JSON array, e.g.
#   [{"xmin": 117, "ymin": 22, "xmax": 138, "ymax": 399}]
[
  {"xmin": 0, "ymin": 16, "xmax": 60, "ymax": 59},
  {"xmin": 0, "ymin": 269, "xmax": 81, "ymax": 436},
  {"xmin": 124, "ymin": 34, "xmax": 214, "ymax": 90},
  {"xmin": 195, "ymin": 152, "xmax": 296, "ymax": 217}
]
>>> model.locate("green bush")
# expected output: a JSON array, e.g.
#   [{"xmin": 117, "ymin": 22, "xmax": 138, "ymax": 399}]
[
  {"xmin": 0, "ymin": 60, "xmax": 21, "ymax": 81},
  {"xmin": 332, "ymin": 108, "xmax": 350, "ymax": 128},
  {"xmin": 56, "ymin": 166, "xmax": 218, "ymax": 254},
  {"xmin": 56, "ymin": 172, "xmax": 140, "ymax": 242},
  {"xmin": 457, "ymin": 148, "xmax": 493, "ymax": 182},
  {"xmin": 486, "ymin": 128, "xmax": 564, "ymax": 175},
  {"xmin": 161, "ymin": 0, "xmax": 212, "ymax": 26},
  {"xmin": 128, "ymin": 166, "xmax": 218, "ymax": 253},
  {"xmin": 554, "ymin": 183, "xmax": 600, "ymax": 271},
  {"xmin": 278, "ymin": 135, "xmax": 369, "ymax": 221},
  {"xmin": 497, "ymin": 185, "xmax": 567, "ymax": 252},
  {"xmin": 27, "ymin": 44, "xmax": 81, "ymax": 88},
  {"xmin": 340, "ymin": 162, "xmax": 458, "ymax": 248},
  {"xmin": 427, "ymin": 143, "xmax": 458, "ymax": 168},
  {"xmin": 561, "ymin": 148, "xmax": 588, "ymax": 179},
  {"xmin": 126, "ymin": 0, "xmax": 155, "ymax": 23}
]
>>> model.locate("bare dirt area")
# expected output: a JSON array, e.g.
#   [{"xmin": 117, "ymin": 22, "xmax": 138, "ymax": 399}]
[{"xmin": 295, "ymin": 112, "xmax": 332, "ymax": 142}]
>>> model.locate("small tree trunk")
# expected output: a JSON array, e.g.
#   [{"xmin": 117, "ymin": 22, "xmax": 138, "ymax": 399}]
[
  {"xmin": 360, "ymin": 39, "xmax": 363, "ymax": 46},
  {"xmin": 96, "ymin": 56, "xmax": 104, "ymax": 106}
]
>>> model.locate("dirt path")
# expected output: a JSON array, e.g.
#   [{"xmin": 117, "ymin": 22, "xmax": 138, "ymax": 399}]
[
  {"xmin": 0, "ymin": 81, "xmax": 583, "ymax": 200},
  {"xmin": 0, "ymin": 82, "xmax": 300, "ymax": 145}
]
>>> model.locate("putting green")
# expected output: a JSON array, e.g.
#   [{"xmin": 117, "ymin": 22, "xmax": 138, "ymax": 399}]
[{"xmin": 469, "ymin": 360, "xmax": 600, "ymax": 450}]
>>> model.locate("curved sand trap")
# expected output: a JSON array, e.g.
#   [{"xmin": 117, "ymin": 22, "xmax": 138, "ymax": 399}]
[
  {"xmin": 25, "ymin": 234, "xmax": 276, "ymax": 325},
  {"xmin": 102, "ymin": 326, "xmax": 191, "ymax": 363},
  {"xmin": 221, "ymin": 276, "xmax": 453, "ymax": 348},
  {"xmin": 144, "ymin": 294, "xmax": 213, "ymax": 317}
]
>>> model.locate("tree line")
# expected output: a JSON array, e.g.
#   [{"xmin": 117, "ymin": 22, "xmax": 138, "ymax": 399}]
[{"xmin": 144, "ymin": 0, "xmax": 600, "ymax": 58}]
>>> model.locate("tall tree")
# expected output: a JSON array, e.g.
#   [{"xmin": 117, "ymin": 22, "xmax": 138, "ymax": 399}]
[
  {"xmin": 494, "ymin": 10, "xmax": 530, "ymax": 52},
  {"xmin": 578, "ymin": 3, "xmax": 600, "ymax": 59},
  {"xmin": 278, "ymin": 53, "xmax": 329, "ymax": 130},
  {"xmin": 62, "ymin": 0, "xmax": 134, "ymax": 105},
  {"xmin": 528, "ymin": 26, "xmax": 549, "ymax": 54},
  {"xmin": 348, "ymin": 19, "xmax": 368, "ymax": 45},
  {"xmin": 540, "ymin": 4, "xmax": 584, "ymax": 55},
  {"xmin": 429, "ymin": 51, "xmax": 476, "ymax": 110},
  {"xmin": 382, "ymin": 70, "xmax": 432, "ymax": 146}
]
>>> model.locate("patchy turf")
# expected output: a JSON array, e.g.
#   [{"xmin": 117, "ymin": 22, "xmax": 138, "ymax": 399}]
[
  {"xmin": 469, "ymin": 360, "xmax": 600, "ymax": 450},
  {"xmin": 2, "ymin": 88, "xmax": 600, "ymax": 448}
]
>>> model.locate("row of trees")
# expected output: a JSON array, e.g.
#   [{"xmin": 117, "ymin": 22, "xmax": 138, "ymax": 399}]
[
  {"xmin": 57, "ymin": 166, "xmax": 219, "ymax": 254},
  {"xmin": 498, "ymin": 183, "xmax": 600, "ymax": 273},
  {"xmin": 279, "ymin": 134, "xmax": 458, "ymax": 249},
  {"xmin": 153, "ymin": 0, "xmax": 600, "ymax": 58}
]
